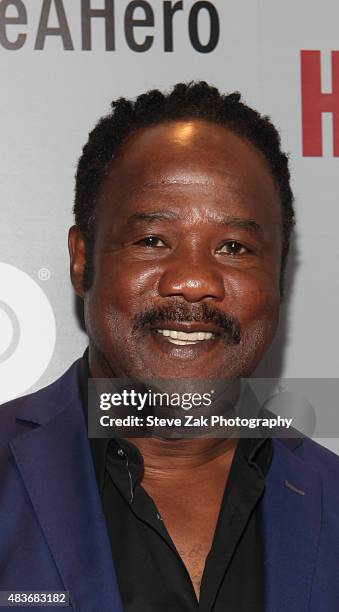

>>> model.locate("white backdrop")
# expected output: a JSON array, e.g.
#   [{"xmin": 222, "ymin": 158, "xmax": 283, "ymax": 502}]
[{"xmin": 1, "ymin": 1, "xmax": 338, "ymax": 451}]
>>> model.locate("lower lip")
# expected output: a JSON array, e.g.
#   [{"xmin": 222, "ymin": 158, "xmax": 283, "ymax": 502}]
[{"xmin": 148, "ymin": 329, "xmax": 222, "ymax": 359}]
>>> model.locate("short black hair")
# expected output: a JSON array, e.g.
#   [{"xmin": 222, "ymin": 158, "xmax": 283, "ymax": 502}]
[{"xmin": 74, "ymin": 81, "xmax": 295, "ymax": 294}]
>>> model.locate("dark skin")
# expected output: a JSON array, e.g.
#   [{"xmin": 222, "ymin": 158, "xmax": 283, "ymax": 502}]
[{"xmin": 69, "ymin": 119, "xmax": 282, "ymax": 598}]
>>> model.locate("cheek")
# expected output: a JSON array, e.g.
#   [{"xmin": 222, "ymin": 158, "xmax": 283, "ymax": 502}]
[
  {"xmin": 86, "ymin": 254, "xmax": 160, "ymax": 326},
  {"xmin": 224, "ymin": 272, "xmax": 280, "ymax": 371},
  {"xmin": 226, "ymin": 270, "xmax": 280, "ymax": 325},
  {"xmin": 234, "ymin": 274, "xmax": 280, "ymax": 365},
  {"xmin": 223, "ymin": 275, "xmax": 280, "ymax": 376}
]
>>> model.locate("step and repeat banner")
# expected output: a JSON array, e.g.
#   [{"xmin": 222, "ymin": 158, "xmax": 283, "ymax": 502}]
[{"xmin": 0, "ymin": 1, "xmax": 338, "ymax": 450}]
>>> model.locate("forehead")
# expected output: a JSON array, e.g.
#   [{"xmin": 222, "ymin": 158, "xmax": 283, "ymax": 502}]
[{"xmin": 98, "ymin": 119, "xmax": 281, "ymax": 226}]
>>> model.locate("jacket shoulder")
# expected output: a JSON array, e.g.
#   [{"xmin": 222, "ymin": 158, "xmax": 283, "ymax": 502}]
[
  {"xmin": 0, "ymin": 360, "xmax": 82, "ymax": 444},
  {"xmin": 275, "ymin": 437, "xmax": 339, "ymax": 503},
  {"xmin": 295, "ymin": 436, "xmax": 339, "ymax": 477}
]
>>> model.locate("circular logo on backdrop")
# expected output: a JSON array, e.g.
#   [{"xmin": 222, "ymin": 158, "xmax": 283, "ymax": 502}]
[{"xmin": 0, "ymin": 263, "xmax": 56, "ymax": 404}]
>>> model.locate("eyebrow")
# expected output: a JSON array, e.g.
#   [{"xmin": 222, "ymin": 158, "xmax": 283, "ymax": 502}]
[{"xmin": 125, "ymin": 211, "xmax": 263, "ymax": 234}]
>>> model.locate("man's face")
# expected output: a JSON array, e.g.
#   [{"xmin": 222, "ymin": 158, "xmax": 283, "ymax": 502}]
[{"xmin": 70, "ymin": 120, "xmax": 282, "ymax": 379}]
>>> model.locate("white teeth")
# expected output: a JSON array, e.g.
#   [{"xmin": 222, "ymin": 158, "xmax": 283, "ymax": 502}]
[
  {"xmin": 167, "ymin": 338, "xmax": 198, "ymax": 345},
  {"xmin": 156, "ymin": 329, "xmax": 214, "ymax": 342}
]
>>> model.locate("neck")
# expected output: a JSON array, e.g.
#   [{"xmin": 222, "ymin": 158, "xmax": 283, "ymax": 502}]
[
  {"xmin": 88, "ymin": 346, "xmax": 117, "ymax": 378},
  {"xmin": 128, "ymin": 436, "xmax": 238, "ymax": 473}
]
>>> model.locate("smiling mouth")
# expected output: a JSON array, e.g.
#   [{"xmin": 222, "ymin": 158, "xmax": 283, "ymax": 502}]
[{"xmin": 155, "ymin": 329, "xmax": 216, "ymax": 345}]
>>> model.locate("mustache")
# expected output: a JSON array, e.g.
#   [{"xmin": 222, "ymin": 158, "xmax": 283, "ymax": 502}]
[{"xmin": 132, "ymin": 301, "xmax": 241, "ymax": 345}]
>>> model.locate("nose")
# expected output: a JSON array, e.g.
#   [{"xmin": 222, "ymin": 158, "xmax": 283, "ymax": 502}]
[{"xmin": 158, "ymin": 258, "xmax": 225, "ymax": 303}]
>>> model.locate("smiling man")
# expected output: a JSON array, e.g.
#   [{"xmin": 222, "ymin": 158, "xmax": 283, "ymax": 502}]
[{"xmin": 1, "ymin": 83, "xmax": 339, "ymax": 612}]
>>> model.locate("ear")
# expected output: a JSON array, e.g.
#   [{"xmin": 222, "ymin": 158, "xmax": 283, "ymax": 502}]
[{"xmin": 68, "ymin": 225, "xmax": 87, "ymax": 298}]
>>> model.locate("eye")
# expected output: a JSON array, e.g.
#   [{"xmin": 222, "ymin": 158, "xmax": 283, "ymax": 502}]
[
  {"xmin": 135, "ymin": 236, "xmax": 167, "ymax": 248},
  {"xmin": 217, "ymin": 241, "xmax": 249, "ymax": 256}
]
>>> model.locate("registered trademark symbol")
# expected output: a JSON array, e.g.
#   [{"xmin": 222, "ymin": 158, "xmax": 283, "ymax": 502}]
[{"xmin": 38, "ymin": 268, "xmax": 51, "ymax": 281}]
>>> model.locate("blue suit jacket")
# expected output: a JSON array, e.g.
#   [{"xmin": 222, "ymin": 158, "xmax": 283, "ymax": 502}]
[{"xmin": 1, "ymin": 360, "xmax": 339, "ymax": 611}]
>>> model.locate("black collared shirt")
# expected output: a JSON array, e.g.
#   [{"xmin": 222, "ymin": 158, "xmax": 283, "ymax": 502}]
[{"xmin": 79, "ymin": 354, "xmax": 272, "ymax": 611}]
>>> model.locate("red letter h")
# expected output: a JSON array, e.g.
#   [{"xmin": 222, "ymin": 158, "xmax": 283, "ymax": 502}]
[{"xmin": 301, "ymin": 50, "xmax": 339, "ymax": 156}]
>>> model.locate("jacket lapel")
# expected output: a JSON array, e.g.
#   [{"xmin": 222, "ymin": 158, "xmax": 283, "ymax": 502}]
[
  {"xmin": 9, "ymin": 363, "xmax": 123, "ymax": 612},
  {"xmin": 262, "ymin": 438, "xmax": 322, "ymax": 612}
]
